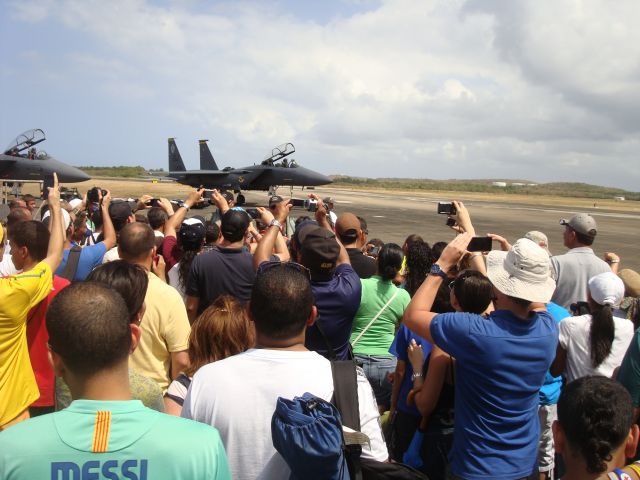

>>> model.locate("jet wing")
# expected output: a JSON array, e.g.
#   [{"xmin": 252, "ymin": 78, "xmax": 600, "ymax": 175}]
[{"xmin": 168, "ymin": 170, "xmax": 229, "ymax": 176}]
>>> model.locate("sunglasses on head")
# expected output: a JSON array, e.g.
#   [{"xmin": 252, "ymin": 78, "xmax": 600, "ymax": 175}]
[{"xmin": 256, "ymin": 260, "xmax": 311, "ymax": 280}]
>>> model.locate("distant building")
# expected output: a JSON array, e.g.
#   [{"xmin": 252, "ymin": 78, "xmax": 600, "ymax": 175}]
[
  {"xmin": 492, "ymin": 181, "xmax": 507, "ymax": 187},
  {"xmin": 511, "ymin": 183, "xmax": 526, "ymax": 186},
  {"xmin": 614, "ymin": 196, "xmax": 626, "ymax": 201}
]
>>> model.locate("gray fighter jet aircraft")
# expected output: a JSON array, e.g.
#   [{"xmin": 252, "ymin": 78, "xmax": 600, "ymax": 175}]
[
  {"xmin": 167, "ymin": 138, "xmax": 332, "ymax": 204},
  {"xmin": 0, "ymin": 129, "xmax": 90, "ymax": 184}
]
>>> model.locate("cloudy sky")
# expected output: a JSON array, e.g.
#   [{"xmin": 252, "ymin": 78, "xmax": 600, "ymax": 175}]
[{"xmin": 1, "ymin": 0, "xmax": 639, "ymax": 190}]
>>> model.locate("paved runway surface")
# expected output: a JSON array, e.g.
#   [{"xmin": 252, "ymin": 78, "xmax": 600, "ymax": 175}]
[{"xmin": 207, "ymin": 187, "xmax": 640, "ymax": 272}]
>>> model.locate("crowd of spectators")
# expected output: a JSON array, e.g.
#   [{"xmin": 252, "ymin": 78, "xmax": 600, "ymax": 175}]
[{"xmin": 1, "ymin": 180, "xmax": 640, "ymax": 480}]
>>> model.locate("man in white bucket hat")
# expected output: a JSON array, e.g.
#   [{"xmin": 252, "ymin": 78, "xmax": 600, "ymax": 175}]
[{"xmin": 404, "ymin": 232, "xmax": 558, "ymax": 480}]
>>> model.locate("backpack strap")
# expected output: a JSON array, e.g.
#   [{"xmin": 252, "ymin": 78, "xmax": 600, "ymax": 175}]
[
  {"xmin": 59, "ymin": 245, "xmax": 82, "ymax": 281},
  {"xmin": 331, "ymin": 360, "xmax": 360, "ymax": 431},
  {"xmin": 351, "ymin": 288, "xmax": 399, "ymax": 347}
]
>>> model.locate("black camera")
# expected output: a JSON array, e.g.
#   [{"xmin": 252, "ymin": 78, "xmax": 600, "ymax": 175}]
[
  {"xmin": 87, "ymin": 187, "xmax": 107, "ymax": 204},
  {"xmin": 437, "ymin": 202, "xmax": 456, "ymax": 215}
]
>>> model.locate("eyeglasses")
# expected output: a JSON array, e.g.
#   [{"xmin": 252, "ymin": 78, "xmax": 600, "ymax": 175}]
[
  {"xmin": 256, "ymin": 260, "xmax": 311, "ymax": 280},
  {"xmin": 448, "ymin": 280, "xmax": 455, "ymax": 291}
]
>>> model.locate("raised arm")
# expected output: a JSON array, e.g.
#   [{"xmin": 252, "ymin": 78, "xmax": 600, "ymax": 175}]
[
  {"xmin": 164, "ymin": 189, "xmax": 204, "ymax": 238},
  {"xmin": 99, "ymin": 190, "xmax": 116, "ymax": 250},
  {"xmin": 43, "ymin": 173, "xmax": 64, "ymax": 271},
  {"xmin": 253, "ymin": 202, "xmax": 291, "ymax": 269},
  {"xmin": 403, "ymin": 232, "xmax": 471, "ymax": 342}
]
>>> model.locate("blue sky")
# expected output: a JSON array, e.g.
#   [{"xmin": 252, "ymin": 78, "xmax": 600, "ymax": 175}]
[{"xmin": 1, "ymin": 0, "xmax": 639, "ymax": 190}]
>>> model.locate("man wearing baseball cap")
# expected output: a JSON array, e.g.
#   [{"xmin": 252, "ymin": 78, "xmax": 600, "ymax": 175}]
[
  {"xmin": 550, "ymin": 213, "xmax": 611, "ymax": 309},
  {"xmin": 403, "ymin": 233, "xmax": 558, "ymax": 480}
]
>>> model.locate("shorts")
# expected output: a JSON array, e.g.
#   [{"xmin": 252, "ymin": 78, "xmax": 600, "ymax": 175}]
[
  {"xmin": 354, "ymin": 354, "xmax": 397, "ymax": 408},
  {"xmin": 538, "ymin": 404, "xmax": 557, "ymax": 473}
]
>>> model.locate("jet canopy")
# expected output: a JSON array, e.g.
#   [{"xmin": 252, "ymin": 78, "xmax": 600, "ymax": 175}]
[
  {"xmin": 261, "ymin": 142, "xmax": 298, "ymax": 168},
  {"xmin": 4, "ymin": 129, "xmax": 46, "ymax": 155}
]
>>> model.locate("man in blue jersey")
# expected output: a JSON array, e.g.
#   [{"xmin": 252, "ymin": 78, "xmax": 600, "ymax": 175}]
[
  {"xmin": 0, "ymin": 282, "xmax": 230, "ymax": 480},
  {"xmin": 404, "ymin": 232, "xmax": 559, "ymax": 480}
]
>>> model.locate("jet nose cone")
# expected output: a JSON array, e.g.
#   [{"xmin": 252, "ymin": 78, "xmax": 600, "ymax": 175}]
[{"xmin": 58, "ymin": 166, "xmax": 90, "ymax": 183}]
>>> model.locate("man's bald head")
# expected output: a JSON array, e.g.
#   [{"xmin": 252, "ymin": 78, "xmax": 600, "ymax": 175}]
[{"xmin": 118, "ymin": 222, "xmax": 155, "ymax": 262}]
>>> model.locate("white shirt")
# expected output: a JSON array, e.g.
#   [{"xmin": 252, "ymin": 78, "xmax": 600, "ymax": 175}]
[
  {"xmin": 0, "ymin": 252, "xmax": 19, "ymax": 277},
  {"xmin": 167, "ymin": 262, "xmax": 186, "ymax": 301},
  {"xmin": 182, "ymin": 348, "xmax": 387, "ymax": 480},
  {"xmin": 102, "ymin": 246, "xmax": 120, "ymax": 263},
  {"xmin": 559, "ymin": 313, "xmax": 634, "ymax": 383}
]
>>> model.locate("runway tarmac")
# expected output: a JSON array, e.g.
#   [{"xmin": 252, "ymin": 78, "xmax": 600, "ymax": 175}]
[{"xmin": 225, "ymin": 187, "xmax": 640, "ymax": 272}]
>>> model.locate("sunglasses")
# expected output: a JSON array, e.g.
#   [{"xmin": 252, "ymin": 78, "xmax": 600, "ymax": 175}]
[{"xmin": 256, "ymin": 260, "xmax": 311, "ymax": 280}]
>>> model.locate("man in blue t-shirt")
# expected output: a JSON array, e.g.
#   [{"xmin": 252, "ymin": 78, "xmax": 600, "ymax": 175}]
[
  {"xmin": 45, "ymin": 191, "xmax": 116, "ymax": 281},
  {"xmin": 404, "ymin": 232, "xmax": 559, "ymax": 480}
]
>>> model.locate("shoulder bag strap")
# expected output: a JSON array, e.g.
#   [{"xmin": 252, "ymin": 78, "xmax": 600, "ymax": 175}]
[
  {"xmin": 351, "ymin": 288, "xmax": 400, "ymax": 347},
  {"xmin": 59, "ymin": 245, "xmax": 82, "ymax": 281}
]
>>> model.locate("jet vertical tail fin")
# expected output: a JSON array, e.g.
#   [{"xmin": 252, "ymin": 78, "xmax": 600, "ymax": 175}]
[
  {"xmin": 199, "ymin": 139, "xmax": 220, "ymax": 170},
  {"xmin": 168, "ymin": 138, "xmax": 186, "ymax": 172}
]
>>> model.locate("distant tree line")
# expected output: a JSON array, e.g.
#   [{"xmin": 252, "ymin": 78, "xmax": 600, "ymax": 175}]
[{"xmin": 331, "ymin": 176, "xmax": 640, "ymax": 201}]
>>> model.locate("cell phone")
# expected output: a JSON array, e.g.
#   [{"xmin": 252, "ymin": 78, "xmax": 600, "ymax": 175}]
[
  {"xmin": 467, "ymin": 236, "xmax": 492, "ymax": 252},
  {"xmin": 246, "ymin": 208, "xmax": 261, "ymax": 219},
  {"xmin": 437, "ymin": 202, "xmax": 456, "ymax": 215},
  {"xmin": 290, "ymin": 198, "xmax": 305, "ymax": 207},
  {"xmin": 367, "ymin": 246, "xmax": 380, "ymax": 255}
]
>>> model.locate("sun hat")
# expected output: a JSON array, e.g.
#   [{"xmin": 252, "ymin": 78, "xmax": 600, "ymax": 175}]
[
  {"xmin": 486, "ymin": 238, "xmax": 556, "ymax": 303},
  {"xmin": 588, "ymin": 271, "xmax": 625, "ymax": 307},
  {"xmin": 524, "ymin": 230, "xmax": 551, "ymax": 256},
  {"xmin": 619, "ymin": 269, "xmax": 640, "ymax": 298}
]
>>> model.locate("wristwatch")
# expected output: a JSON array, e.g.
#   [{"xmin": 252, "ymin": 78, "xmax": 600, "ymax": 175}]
[
  {"xmin": 268, "ymin": 219, "xmax": 282, "ymax": 229},
  {"xmin": 429, "ymin": 263, "xmax": 448, "ymax": 280},
  {"xmin": 411, "ymin": 372, "xmax": 423, "ymax": 381}
]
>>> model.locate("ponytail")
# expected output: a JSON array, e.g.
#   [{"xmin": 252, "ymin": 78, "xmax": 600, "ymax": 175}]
[{"xmin": 590, "ymin": 304, "xmax": 615, "ymax": 368}]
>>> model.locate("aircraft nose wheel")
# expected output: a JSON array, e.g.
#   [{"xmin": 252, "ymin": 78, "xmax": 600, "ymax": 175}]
[{"xmin": 236, "ymin": 194, "xmax": 246, "ymax": 205}]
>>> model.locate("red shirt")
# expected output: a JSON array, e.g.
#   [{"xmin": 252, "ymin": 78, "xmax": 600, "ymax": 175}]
[{"xmin": 26, "ymin": 275, "xmax": 70, "ymax": 407}]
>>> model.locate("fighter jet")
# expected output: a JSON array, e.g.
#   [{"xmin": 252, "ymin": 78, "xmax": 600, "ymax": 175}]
[
  {"xmin": 0, "ymin": 129, "xmax": 90, "ymax": 184},
  {"xmin": 167, "ymin": 138, "xmax": 332, "ymax": 204}
]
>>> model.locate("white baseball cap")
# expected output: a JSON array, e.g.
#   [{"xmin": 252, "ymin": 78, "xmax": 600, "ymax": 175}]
[{"xmin": 588, "ymin": 271, "xmax": 625, "ymax": 307}]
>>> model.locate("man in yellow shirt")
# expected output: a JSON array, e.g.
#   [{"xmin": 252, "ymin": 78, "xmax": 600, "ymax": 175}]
[
  {"xmin": 118, "ymin": 222, "xmax": 191, "ymax": 391},
  {"xmin": 0, "ymin": 175, "xmax": 64, "ymax": 429}
]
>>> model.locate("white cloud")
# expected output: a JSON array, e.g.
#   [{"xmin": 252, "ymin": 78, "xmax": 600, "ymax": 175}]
[{"xmin": 4, "ymin": 0, "xmax": 640, "ymax": 189}]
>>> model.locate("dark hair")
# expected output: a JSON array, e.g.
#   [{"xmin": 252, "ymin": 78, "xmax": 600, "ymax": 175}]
[
  {"xmin": 403, "ymin": 234, "xmax": 423, "ymax": 253},
  {"xmin": 179, "ymin": 250, "xmax": 198, "ymax": 288},
  {"xmin": 430, "ymin": 241, "xmax": 447, "ymax": 263},
  {"xmin": 8, "ymin": 220, "xmax": 49, "ymax": 261},
  {"xmin": 22, "ymin": 194, "xmax": 36, "ymax": 203},
  {"xmin": 46, "ymin": 282, "xmax": 131, "ymax": 375},
  {"xmin": 368, "ymin": 238, "xmax": 384, "ymax": 249},
  {"xmin": 357, "ymin": 216, "xmax": 368, "ymax": 234},
  {"xmin": 506, "ymin": 295, "xmax": 532, "ymax": 308},
  {"xmin": 86, "ymin": 261, "xmax": 149, "ymax": 323},
  {"xmin": 573, "ymin": 228, "xmax": 595, "ymax": 246},
  {"xmin": 205, "ymin": 222, "xmax": 220, "ymax": 244},
  {"xmin": 433, "ymin": 282, "xmax": 454, "ymax": 314},
  {"xmin": 250, "ymin": 264, "xmax": 313, "ymax": 340},
  {"xmin": 135, "ymin": 212, "xmax": 150, "ymax": 225},
  {"xmin": 377, "ymin": 243, "xmax": 403, "ymax": 281},
  {"xmin": 6, "ymin": 208, "xmax": 31, "ymax": 228},
  {"xmin": 557, "ymin": 375, "xmax": 634, "ymax": 474},
  {"xmin": 295, "ymin": 216, "xmax": 311, "ymax": 227},
  {"xmin": 147, "ymin": 207, "xmax": 167, "ymax": 230},
  {"xmin": 8, "ymin": 199, "xmax": 26, "ymax": 209},
  {"xmin": 186, "ymin": 295, "xmax": 254, "ymax": 376},
  {"xmin": 118, "ymin": 222, "xmax": 155, "ymax": 260},
  {"xmin": 452, "ymin": 270, "xmax": 493, "ymax": 314},
  {"xmin": 405, "ymin": 241, "xmax": 432, "ymax": 297},
  {"xmin": 89, "ymin": 207, "xmax": 103, "ymax": 230},
  {"xmin": 590, "ymin": 304, "xmax": 615, "ymax": 368}
]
